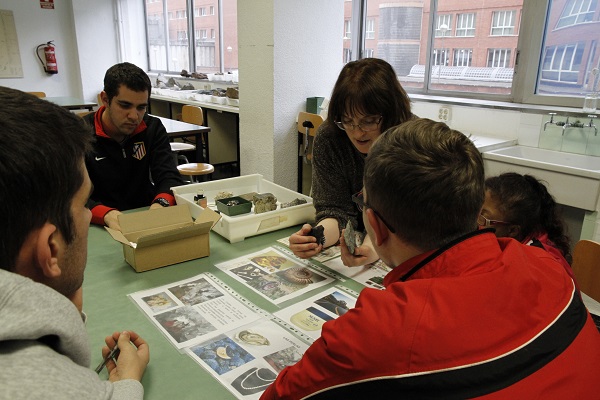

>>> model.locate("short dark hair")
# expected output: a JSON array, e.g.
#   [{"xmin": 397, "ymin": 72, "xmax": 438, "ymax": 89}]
[
  {"xmin": 327, "ymin": 58, "xmax": 412, "ymax": 132},
  {"xmin": 364, "ymin": 118, "xmax": 484, "ymax": 250},
  {"xmin": 0, "ymin": 87, "xmax": 93, "ymax": 270},
  {"xmin": 485, "ymin": 173, "xmax": 571, "ymax": 261},
  {"xmin": 103, "ymin": 62, "xmax": 151, "ymax": 103}
]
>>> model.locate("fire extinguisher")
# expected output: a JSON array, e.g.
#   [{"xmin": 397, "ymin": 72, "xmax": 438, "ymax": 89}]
[{"xmin": 36, "ymin": 41, "xmax": 58, "ymax": 74}]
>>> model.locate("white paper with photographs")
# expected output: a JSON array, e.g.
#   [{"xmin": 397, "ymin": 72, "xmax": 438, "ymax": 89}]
[
  {"xmin": 186, "ymin": 319, "xmax": 310, "ymax": 400},
  {"xmin": 276, "ymin": 236, "xmax": 341, "ymax": 263},
  {"xmin": 129, "ymin": 274, "xmax": 262, "ymax": 350},
  {"xmin": 273, "ymin": 287, "xmax": 358, "ymax": 340},
  {"xmin": 215, "ymin": 247, "xmax": 334, "ymax": 305},
  {"xmin": 276, "ymin": 237, "xmax": 390, "ymax": 288},
  {"xmin": 322, "ymin": 258, "xmax": 391, "ymax": 290}
]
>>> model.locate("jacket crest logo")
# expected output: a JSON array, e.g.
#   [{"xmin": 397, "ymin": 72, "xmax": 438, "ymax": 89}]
[{"xmin": 132, "ymin": 142, "xmax": 146, "ymax": 160}]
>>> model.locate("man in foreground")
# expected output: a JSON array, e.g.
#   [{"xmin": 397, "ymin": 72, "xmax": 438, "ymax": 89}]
[
  {"xmin": 262, "ymin": 118, "xmax": 600, "ymax": 399},
  {"xmin": 83, "ymin": 62, "xmax": 184, "ymax": 230},
  {"xmin": 0, "ymin": 87, "xmax": 149, "ymax": 399}
]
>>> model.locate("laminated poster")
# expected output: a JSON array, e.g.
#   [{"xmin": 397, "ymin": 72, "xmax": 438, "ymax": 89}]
[
  {"xmin": 215, "ymin": 247, "xmax": 334, "ymax": 305},
  {"xmin": 187, "ymin": 319, "xmax": 310, "ymax": 400},
  {"xmin": 129, "ymin": 274, "xmax": 262, "ymax": 350},
  {"xmin": 273, "ymin": 286, "xmax": 358, "ymax": 340}
]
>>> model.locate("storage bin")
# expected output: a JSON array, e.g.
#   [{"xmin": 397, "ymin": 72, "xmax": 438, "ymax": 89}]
[{"xmin": 172, "ymin": 174, "xmax": 315, "ymax": 243}]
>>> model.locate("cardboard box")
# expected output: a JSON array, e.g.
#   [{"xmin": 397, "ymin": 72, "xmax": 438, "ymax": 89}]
[
  {"xmin": 172, "ymin": 174, "xmax": 315, "ymax": 243},
  {"xmin": 105, "ymin": 204, "xmax": 221, "ymax": 272}
]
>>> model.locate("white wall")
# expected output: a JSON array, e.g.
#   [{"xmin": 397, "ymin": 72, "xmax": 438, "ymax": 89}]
[
  {"xmin": 0, "ymin": 0, "xmax": 82, "ymax": 96},
  {"xmin": 238, "ymin": 0, "xmax": 343, "ymax": 189}
]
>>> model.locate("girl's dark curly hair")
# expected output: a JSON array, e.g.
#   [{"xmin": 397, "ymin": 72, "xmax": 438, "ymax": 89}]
[{"xmin": 485, "ymin": 172, "xmax": 571, "ymax": 262}]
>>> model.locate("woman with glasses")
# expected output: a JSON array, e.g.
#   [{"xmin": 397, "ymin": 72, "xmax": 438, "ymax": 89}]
[
  {"xmin": 482, "ymin": 172, "xmax": 573, "ymax": 277},
  {"xmin": 289, "ymin": 58, "xmax": 413, "ymax": 265}
]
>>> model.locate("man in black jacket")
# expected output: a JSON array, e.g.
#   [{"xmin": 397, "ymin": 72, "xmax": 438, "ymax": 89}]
[{"xmin": 83, "ymin": 62, "xmax": 184, "ymax": 230}]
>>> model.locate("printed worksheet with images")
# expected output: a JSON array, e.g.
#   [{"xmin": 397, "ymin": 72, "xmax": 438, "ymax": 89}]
[
  {"xmin": 276, "ymin": 237, "xmax": 342, "ymax": 263},
  {"xmin": 215, "ymin": 247, "xmax": 335, "ymax": 305},
  {"xmin": 187, "ymin": 319, "xmax": 310, "ymax": 400},
  {"xmin": 322, "ymin": 258, "xmax": 390, "ymax": 290},
  {"xmin": 273, "ymin": 286, "xmax": 358, "ymax": 340},
  {"xmin": 129, "ymin": 274, "xmax": 262, "ymax": 350}
]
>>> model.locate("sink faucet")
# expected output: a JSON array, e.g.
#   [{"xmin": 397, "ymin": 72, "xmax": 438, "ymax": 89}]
[
  {"xmin": 588, "ymin": 115, "xmax": 598, "ymax": 136},
  {"xmin": 543, "ymin": 112, "xmax": 557, "ymax": 131},
  {"xmin": 562, "ymin": 117, "xmax": 571, "ymax": 135}
]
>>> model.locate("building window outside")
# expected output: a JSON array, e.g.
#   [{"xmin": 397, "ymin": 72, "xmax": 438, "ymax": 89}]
[
  {"xmin": 455, "ymin": 13, "xmax": 475, "ymax": 37},
  {"xmin": 433, "ymin": 48, "xmax": 449, "ymax": 66},
  {"xmin": 364, "ymin": 48, "xmax": 374, "ymax": 57},
  {"xmin": 344, "ymin": 19, "xmax": 352, "ymax": 39},
  {"xmin": 491, "ymin": 10, "xmax": 516, "ymax": 36},
  {"xmin": 487, "ymin": 48, "xmax": 512, "ymax": 67},
  {"xmin": 556, "ymin": 0, "xmax": 597, "ymax": 28},
  {"xmin": 146, "ymin": 0, "xmax": 237, "ymax": 74},
  {"xmin": 366, "ymin": 19, "xmax": 375, "ymax": 39},
  {"xmin": 435, "ymin": 14, "xmax": 452, "ymax": 37},
  {"xmin": 454, "ymin": 48, "xmax": 473, "ymax": 66},
  {"xmin": 541, "ymin": 42, "xmax": 585, "ymax": 83}
]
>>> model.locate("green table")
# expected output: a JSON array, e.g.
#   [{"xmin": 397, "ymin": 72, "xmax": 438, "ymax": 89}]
[{"xmin": 83, "ymin": 223, "xmax": 345, "ymax": 399}]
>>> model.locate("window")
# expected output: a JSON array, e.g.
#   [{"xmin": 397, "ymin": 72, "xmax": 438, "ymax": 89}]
[
  {"xmin": 556, "ymin": 0, "xmax": 597, "ymax": 28},
  {"xmin": 145, "ymin": 0, "xmax": 238, "ymax": 74},
  {"xmin": 541, "ymin": 43, "xmax": 585, "ymax": 83},
  {"xmin": 344, "ymin": 19, "xmax": 352, "ymax": 39},
  {"xmin": 433, "ymin": 48, "xmax": 449, "ymax": 66},
  {"xmin": 456, "ymin": 13, "xmax": 475, "ymax": 37},
  {"xmin": 454, "ymin": 48, "xmax": 473, "ymax": 66},
  {"xmin": 364, "ymin": 48, "xmax": 374, "ymax": 58},
  {"xmin": 366, "ymin": 19, "xmax": 375, "ymax": 39},
  {"xmin": 491, "ymin": 10, "xmax": 517, "ymax": 36},
  {"xmin": 435, "ymin": 14, "xmax": 452, "ymax": 37},
  {"xmin": 487, "ymin": 48, "xmax": 512, "ymax": 68}
]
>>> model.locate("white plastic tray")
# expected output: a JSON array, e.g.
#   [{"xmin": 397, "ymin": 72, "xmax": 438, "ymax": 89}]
[{"xmin": 172, "ymin": 174, "xmax": 315, "ymax": 243}]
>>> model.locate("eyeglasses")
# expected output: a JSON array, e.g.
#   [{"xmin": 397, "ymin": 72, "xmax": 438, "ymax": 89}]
[
  {"xmin": 477, "ymin": 214, "xmax": 511, "ymax": 227},
  {"xmin": 352, "ymin": 191, "xmax": 396, "ymax": 233},
  {"xmin": 335, "ymin": 115, "xmax": 383, "ymax": 132}
]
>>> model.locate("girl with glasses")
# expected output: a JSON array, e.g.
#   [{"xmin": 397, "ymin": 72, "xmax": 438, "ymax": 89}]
[
  {"xmin": 483, "ymin": 172, "xmax": 573, "ymax": 278},
  {"xmin": 288, "ymin": 58, "xmax": 413, "ymax": 266}
]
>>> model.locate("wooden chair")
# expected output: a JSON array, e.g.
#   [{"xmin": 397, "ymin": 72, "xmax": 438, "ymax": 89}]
[
  {"xmin": 177, "ymin": 104, "xmax": 213, "ymax": 181},
  {"xmin": 180, "ymin": 104, "xmax": 205, "ymax": 147},
  {"xmin": 572, "ymin": 239, "xmax": 600, "ymax": 302},
  {"xmin": 27, "ymin": 92, "xmax": 46, "ymax": 98},
  {"xmin": 297, "ymin": 111, "xmax": 323, "ymax": 195}
]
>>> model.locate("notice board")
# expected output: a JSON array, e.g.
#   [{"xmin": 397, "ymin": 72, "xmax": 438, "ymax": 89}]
[{"xmin": 0, "ymin": 10, "xmax": 24, "ymax": 78}]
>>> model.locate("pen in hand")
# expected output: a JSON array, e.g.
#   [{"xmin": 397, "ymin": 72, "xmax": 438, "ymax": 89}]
[{"xmin": 95, "ymin": 345, "xmax": 120, "ymax": 374}]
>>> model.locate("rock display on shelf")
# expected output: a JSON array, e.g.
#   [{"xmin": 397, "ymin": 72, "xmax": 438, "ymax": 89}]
[{"xmin": 253, "ymin": 193, "xmax": 277, "ymax": 214}]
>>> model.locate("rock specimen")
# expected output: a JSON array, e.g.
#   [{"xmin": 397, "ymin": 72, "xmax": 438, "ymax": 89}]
[{"xmin": 253, "ymin": 193, "xmax": 277, "ymax": 214}]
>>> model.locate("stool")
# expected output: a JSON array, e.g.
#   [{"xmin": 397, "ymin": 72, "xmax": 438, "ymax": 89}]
[
  {"xmin": 170, "ymin": 142, "xmax": 196, "ymax": 165},
  {"xmin": 177, "ymin": 162, "xmax": 214, "ymax": 182}
]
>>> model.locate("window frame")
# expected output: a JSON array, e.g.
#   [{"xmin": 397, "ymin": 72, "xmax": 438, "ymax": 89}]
[
  {"xmin": 345, "ymin": 0, "xmax": 587, "ymax": 108},
  {"xmin": 455, "ymin": 13, "xmax": 476, "ymax": 37}
]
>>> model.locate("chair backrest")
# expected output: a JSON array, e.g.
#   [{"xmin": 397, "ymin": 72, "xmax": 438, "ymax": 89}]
[
  {"xmin": 182, "ymin": 105, "xmax": 204, "ymax": 126},
  {"xmin": 297, "ymin": 111, "xmax": 323, "ymax": 136},
  {"xmin": 572, "ymin": 239, "xmax": 600, "ymax": 302},
  {"xmin": 27, "ymin": 92, "xmax": 46, "ymax": 98}
]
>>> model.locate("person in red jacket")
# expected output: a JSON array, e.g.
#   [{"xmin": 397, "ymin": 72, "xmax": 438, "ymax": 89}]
[
  {"xmin": 83, "ymin": 62, "xmax": 184, "ymax": 231},
  {"xmin": 481, "ymin": 172, "xmax": 574, "ymax": 280},
  {"xmin": 262, "ymin": 119, "xmax": 600, "ymax": 399}
]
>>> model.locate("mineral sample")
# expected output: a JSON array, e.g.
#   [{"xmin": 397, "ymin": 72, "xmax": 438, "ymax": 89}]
[
  {"xmin": 309, "ymin": 225, "xmax": 325, "ymax": 246},
  {"xmin": 253, "ymin": 193, "xmax": 277, "ymax": 214},
  {"xmin": 344, "ymin": 220, "xmax": 364, "ymax": 255},
  {"xmin": 281, "ymin": 198, "xmax": 308, "ymax": 209},
  {"xmin": 214, "ymin": 191, "xmax": 234, "ymax": 201}
]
